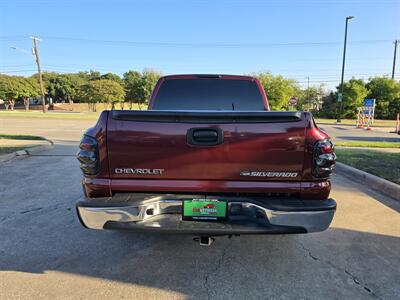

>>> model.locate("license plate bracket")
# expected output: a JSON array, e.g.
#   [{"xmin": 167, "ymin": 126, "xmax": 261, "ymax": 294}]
[{"xmin": 182, "ymin": 199, "xmax": 227, "ymax": 221}]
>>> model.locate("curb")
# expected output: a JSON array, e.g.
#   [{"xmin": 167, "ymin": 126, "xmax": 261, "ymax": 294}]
[
  {"xmin": 0, "ymin": 138, "xmax": 54, "ymax": 163},
  {"xmin": 0, "ymin": 152, "xmax": 16, "ymax": 163},
  {"xmin": 335, "ymin": 162, "xmax": 400, "ymax": 201}
]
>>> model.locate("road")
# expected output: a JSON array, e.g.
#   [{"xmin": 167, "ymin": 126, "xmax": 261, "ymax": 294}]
[
  {"xmin": 0, "ymin": 116, "xmax": 399, "ymax": 299},
  {"xmin": 318, "ymin": 124, "xmax": 400, "ymax": 143},
  {"xmin": 1, "ymin": 116, "xmax": 399, "ymax": 143}
]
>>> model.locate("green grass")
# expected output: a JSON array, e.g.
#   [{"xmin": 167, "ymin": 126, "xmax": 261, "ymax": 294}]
[
  {"xmin": 0, "ymin": 145, "xmax": 40, "ymax": 155},
  {"xmin": 335, "ymin": 141, "xmax": 400, "ymax": 148},
  {"xmin": 0, "ymin": 111, "xmax": 100, "ymax": 120},
  {"xmin": 0, "ymin": 134, "xmax": 46, "ymax": 141},
  {"xmin": 336, "ymin": 149, "xmax": 400, "ymax": 184},
  {"xmin": 0, "ymin": 134, "xmax": 46, "ymax": 155},
  {"xmin": 315, "ymin": 118, "xmax": 395, "ymax": 127},
  {"xmin": 0, "ymin": 103, "xmax": 146, "ymax": 120}
]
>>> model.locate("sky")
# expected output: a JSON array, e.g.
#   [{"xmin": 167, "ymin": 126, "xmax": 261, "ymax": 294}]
[{"xmin": 0, "ymin": 0, "xmax": 399, "ymax": 90}]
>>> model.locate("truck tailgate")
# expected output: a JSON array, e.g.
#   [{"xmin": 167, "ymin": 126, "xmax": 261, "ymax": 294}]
[{"xmin": 107, "ymin": 110, "xmax": 306, "ymax": 182}]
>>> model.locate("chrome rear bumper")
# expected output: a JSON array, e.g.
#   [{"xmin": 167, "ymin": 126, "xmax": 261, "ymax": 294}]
[{"xmin": 76, "ymin": 194, "xmax": 336, "ymax": 234}]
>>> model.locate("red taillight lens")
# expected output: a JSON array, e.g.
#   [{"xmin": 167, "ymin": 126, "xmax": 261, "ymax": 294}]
[
  {"xmin": 312, "ymin": 139, "xmax": 336, "ymax": 178},
  {"xmin": 321, "ymin": 144, "xmax": 333, "ymax": 154},
  {"xmin": 77, "ymin": 135, "xmax": 99, "ymax": 175}
]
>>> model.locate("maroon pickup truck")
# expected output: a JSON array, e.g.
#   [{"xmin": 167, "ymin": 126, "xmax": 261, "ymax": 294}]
[{"xmin": 76, "ymin": 74, "xmax": 336, "ymax": 245}]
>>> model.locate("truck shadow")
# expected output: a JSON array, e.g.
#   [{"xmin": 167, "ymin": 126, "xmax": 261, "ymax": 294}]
[
  {"xmin": 0, "ymin": 226, "xmax": 399, "ymax": 299},
  {"xmin": 0, "ymin": 143, "xmax": 399, "ymax": 299}
]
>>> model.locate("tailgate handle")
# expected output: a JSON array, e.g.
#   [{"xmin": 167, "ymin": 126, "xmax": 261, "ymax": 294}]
[{"xmin": 187, "ymin": 128, "xmax": 223, "ymax": 146}]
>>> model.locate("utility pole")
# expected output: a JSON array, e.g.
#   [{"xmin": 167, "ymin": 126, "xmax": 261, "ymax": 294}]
[
  {"xmin": 30, "ymin": 36, "xmax": 46, "ymax": 113},
  {"xmin": 392, "ymin": 40, "xmax": 398, "ymax": 80},
  {"xmin": 337, "ymin": 16, "xmax": 354, "ymax": 123}
]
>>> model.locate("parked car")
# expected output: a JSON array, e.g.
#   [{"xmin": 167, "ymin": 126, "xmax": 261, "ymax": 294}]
[{"xmin": 76, "ymin": 74, "xmax": 336, "ymax": 245}]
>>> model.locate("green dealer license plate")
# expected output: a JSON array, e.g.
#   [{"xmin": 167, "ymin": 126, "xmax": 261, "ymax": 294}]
[{"xmin": 182, "ymin": 199, "xmax": 227, "ymax": 221}]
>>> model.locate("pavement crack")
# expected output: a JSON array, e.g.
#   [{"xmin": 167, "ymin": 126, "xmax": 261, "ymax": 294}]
[
  {"xmin": 344, "ymin": 270, "xmax": 383, "ymax": 300},
  {"xmin": 20, "ymin": 207, "xmax": 43, "ymax": 214},
  {"xmin": 19, "ymin": 204, "xmax": 65, "ymax": 216},
  {"xmin": 296, "ymin": 239, "xmax": 382, "ymax": 300},
  {"xmin": 203, "ymin": 244, "xmax": 228, "ymax": 300},
  {"xmin": 295, "ymin": 240, "xmax": 319, "ymax": 261},
  {"xmin": 0, "ymin": 203, "xmax": 68, "ymax": 224}
]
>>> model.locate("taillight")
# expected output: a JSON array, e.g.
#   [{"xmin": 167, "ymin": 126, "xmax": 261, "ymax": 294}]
[
  {"xmin": 77, "ymin": 135, "xmax": 99, "ymax": 175},
  {"xmin": 312, "ymin": 139, "xmax": 336, "ymax": 178}
]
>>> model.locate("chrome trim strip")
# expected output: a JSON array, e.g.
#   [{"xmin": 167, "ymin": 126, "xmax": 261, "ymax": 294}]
[{"xmin": 77, "ymin": 198, "xmax": 334, "ymax": 233}]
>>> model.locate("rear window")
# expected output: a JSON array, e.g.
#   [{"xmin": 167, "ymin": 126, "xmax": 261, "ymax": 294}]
[{"xmin": 152, "ymin": 79, "xmax": 264, "ymax": 110}]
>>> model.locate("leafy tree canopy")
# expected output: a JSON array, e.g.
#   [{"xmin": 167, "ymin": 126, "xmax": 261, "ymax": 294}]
[
  {"xmin": 252, "ymin": 72, "xmax": 301, "ymax": 110},
  {"xmin": 336, "ymin": 78, "xmax": 369, "ymax": 118},
  {"xmin": 3, "ymin": 70, "xmax": 400, "ymax": 119},
  {"xmin": 0, "ymin": 75, "xmax": 40, "ymax": 100},
  {"xmin": 42, "ymin": 72, "xmax": 86, "ymax": 102},
  {"xmin": 79, "ymin": 79, "xmax": 125, "ymax": 105},
  {"xmin": 366, "ymin": 77, "xmax": 400, "ymax": 119},
  {"xmin": 123, "ymin": 69, "xmax": 162, "ymax": 108},
  {"xmin": 100, "ymin": 72, "xmax": 124, "ymax": 85}
]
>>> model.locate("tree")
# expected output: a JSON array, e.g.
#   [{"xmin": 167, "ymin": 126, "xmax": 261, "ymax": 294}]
[
  {"xmin": 42, "ymin": 72, "xmax": 87, "ymax": 104},
  {"xmin": 17, "ymin": 77, "xmax": 40, "ymax": 110},
  {"xmin": 56, "ymin": 74, "xmax": 86, "ymax": 104},
  {"xmin": 297, "ymin": 85, "xmax": 325, "ymax": 111},
  {"xmin": 79, "ymin": 79, "xmax": 125, "ymax": 111},
  {"xmin": 100, "ymin": 73, "xmax": 125, "ymax": 108},
  {"xmin": 6, "ymin": 70, "xmax": 399, "ymax": 119},
  {"xmin": 123, "ymin": 70, "xmax": 145, "ymax": 109},
  {"xmin": 253, "ymin": 72, "xmax": 301, "ymax": 110},
  {"xmin": 41, "ymin": 72, "xmax": 59, "ymax": 102},
  {"xmin": 86, "ymin": 70, "xmax": 102, "ymax": 81},
  {"xmin": 141, "ymin": 69, "xmax": 161, "ymax": 104},
  {"xmin": 366, "ymin": 77, "xmax": 400, "ymax": 119},
  {"xmin": 0, "ymin": 75, "xmax": 17, "ymax": 110},
  {"xmin": 337, "ymin": 78, "xmax": 369, "ymax": 118},
  {"xmin": 0, "ymin": 75, "xmax": 39, "ymax": 110},
  {"xmin": 77, "ymin": 83, "xmax": 96, "ymax": 111},
  {"xmin": 123, "ymin": 69, "xmax": 161, "ymax": 109},
  {"xmin": 74, "ymin": 70, "xmax": 102, "ymax": 82},
  {"xmin": 317, "ymin": 92, "xmax": 338, "ymax": 118},
  {"xmin": 101, "ymin": 73, "xmax": 124, "ymax": 85}
]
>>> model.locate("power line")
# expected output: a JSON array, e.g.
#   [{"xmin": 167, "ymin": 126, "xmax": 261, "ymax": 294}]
[
  {"xmin": 5, "ymin": 0, "xmax": 400, "ymax": 3},
  {"xmin": 0, "ymin": 65, "xmax": 392, "ymax": 77},
  {"xmin": 1, "ymin": 69, "xmax": 395, "ymax": 83},
  {"xmin": 1, "ymin": 68, "xmax": 391, "ymax": 79},
  {"xmin": 23, "ymin": 63, "xmax": 394, "ymax": 73},
  {"xmin": 0, "ymin": 69, "xmax": 38, "ymax": 73},
  {"xmin": 2, "ymin": 59, "xmax": 394, "ymax": 73},
  {"xmin": 39, "ymin": 36, "xmax": 394, "ymax": 48},
  {"xmin": 0, "ymin": 35, "xmax": 27, "ymax": 40},
  {"xmin": 0, "ymin": 64, "xmax": 36, "ymax": 69}
]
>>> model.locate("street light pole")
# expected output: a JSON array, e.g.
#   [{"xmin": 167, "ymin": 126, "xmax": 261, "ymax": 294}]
[
  {"xmin": 306, "ymin": 76, "xmax": 310, "ymax": 111},
  {"xmin": 337, "ymin": 16, "xmax": 354, "ymax": 123},
  {"xmin": 30, "ymin": 36, "xmax": 46, "ymax": 113},
  {"xmin": 392, "ymin": 40, "xmax": 398, "ymax": 80}
]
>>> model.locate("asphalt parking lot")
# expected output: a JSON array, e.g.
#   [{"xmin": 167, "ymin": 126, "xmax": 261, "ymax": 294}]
[
  {"xmin": 0, "ymin": 116, "xmax": 399, "ymax": 299},
  {"xmin": 1, "ymin": 115, "xmax": 399, "ymax": 144}
]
